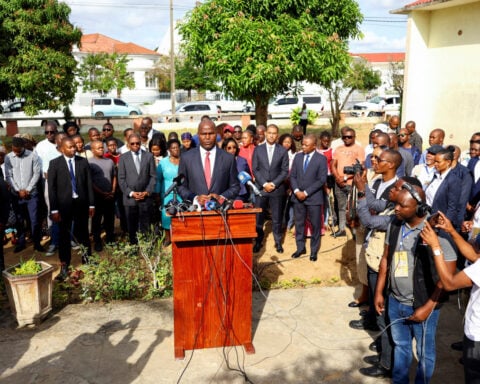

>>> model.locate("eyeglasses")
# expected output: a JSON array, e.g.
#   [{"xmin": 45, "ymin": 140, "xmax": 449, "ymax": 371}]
[
  {"xmin": 342, "ymin": 135, "xmax": 353, "ymax": 139},
  {"xmin": 470, "ymin": 140, "xmax": 480, "ymax": 144},
  {"xmin": 103, "ymin": 128, "xmax": 112, "ymax": 132},
  {"xmin": 130, "ymin": 142, "xmax": 141, "ymax": 146},
  {"xmin": 45, "ymin": 131, "xmax": 56, "ymax": 135}
]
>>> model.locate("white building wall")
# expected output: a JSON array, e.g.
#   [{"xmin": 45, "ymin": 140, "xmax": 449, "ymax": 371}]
[{"xmin": 402, "ymin": 2, "xmax": 480, "ymax": 149}]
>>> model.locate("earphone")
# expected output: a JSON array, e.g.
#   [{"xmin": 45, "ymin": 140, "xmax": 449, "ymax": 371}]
[{"xmin": 401, "ymin": 182, "xmax": 431, "ymax": 217}]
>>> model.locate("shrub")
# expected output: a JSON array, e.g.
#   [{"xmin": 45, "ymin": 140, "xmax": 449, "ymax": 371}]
[{"xmin": 290, "ymin": 107, "xmax": 318, "ymax": 125}]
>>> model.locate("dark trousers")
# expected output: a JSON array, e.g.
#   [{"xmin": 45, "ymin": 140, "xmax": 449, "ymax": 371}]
[
  {"xmin": 299, "ymin": 119, "xmax": 308, "ymax": 135},
  {"xmin": 368, "ymin": 266, "xmax": 393, "ymax": 370},
  {"xmin": 255, "ymin": 194, "xmax": 286, "ymax": 245},
  {"xmin": 12, "ymin": 194, "xmax": 42, "ymax": 247},
  {"xmin": 293, "ymin": 203, "xmax": 322, "ymax": 254},
  {"xmin": 464, "ymin": 334, "xmax": 480, "ymax": 383},
  {"xmin": 92, "ymin": 194, "xmax": 115, "ymax": 244},
  {"xmin": 58, "ymin": 199, "xmax": 91, "ymax": 266},
  {"xmin": 125, "ymin": 199, "xmax": 153, "ymax": 244}
]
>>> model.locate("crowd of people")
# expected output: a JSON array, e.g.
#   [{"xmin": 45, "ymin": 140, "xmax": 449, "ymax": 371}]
[{"xmin": 1, "ymin": 113, "xmax": 479, "ymax": 382}]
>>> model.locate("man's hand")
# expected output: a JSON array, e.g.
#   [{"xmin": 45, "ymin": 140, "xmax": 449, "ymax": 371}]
[
  {"xmin": 374, "ymin": 293, "xmax": 385, "ymax": 315},
  {"xmin": 196, "ymin": 194, "xmax": 210, "ymax": 205},
  {"xmin": 353, "ymin": 173, "xmax": 365, "ymax": 191},
  {"xmin": 263, "ymin": 182, "xmax": 275, "ymax": 193},
  {"xmin": 132, "ymin": 192, "xmax": 145, "ymax": 201},
  {"xmin": 295, "ymin": 191, "xmax": 307, "ymax": 201},
  {"xmin": 50, "ymin": 212, "xmax": 61, "ymax": 223},
  {"xmin": 408, "ymin": 303, "xmax": 433, "ymax": 322}
]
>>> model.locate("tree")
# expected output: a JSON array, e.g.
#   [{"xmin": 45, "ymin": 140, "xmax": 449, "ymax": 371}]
[
  {"xmin": 0, "ymin": 0, "xmax": 82, "ymax": 115},
  {"xmin": 389, "ymin": 60, "xmax": 404, "ymax": 99},
  {"xmin": 179, "ymin": 0, "xmax": 362, "ymax": 125},
  {"xmin": 324, "ymin": 58, "xmax": 381, "ymax": 137},
  {"xmin": 77, "ymin": 53, "xmax": 135, "ymax": 98},
  {"xmin": 175, "ymin": 57, "xmax": 219, "ymax": 100}
]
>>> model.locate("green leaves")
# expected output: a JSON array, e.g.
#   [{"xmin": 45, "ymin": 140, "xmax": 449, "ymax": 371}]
[
  {"xmin": 0, "ymin": 0, "xmax": 81, "ymax": 114},
  {"xmin": 179, "ymin": 0, "xmax": 362, "ymax": 124}
]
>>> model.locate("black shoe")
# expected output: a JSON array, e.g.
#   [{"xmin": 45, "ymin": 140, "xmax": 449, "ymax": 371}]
[
  {"xmin": 34, "ymin": 244, "xmax": 46, "ymax": 252},
  {"xmin": 291, "ymin": 249, "xmax": 306, "ymax": 258},
  {"xmin": 330, "ymin": 230, "xmax": 346, "ymax": 237},
  {"xmin": 275, "ymin": 243, "xmax": 284, "ymax": 253},
  {"xmin": 359, "ymin": 364, "xmax": 391, "ymax": 378},
  {"xmin": 348, "ymin": 300, "xmax": 368, "ymax": 308},
  {"xmin": 369, "ymin": 341, "xmax": 379, "ymax": 352},
  {"xmin": 56, "ymin": 264, "xmax": 69, "ymax": 282},
  {"xmin": 349, "ymin": 319, "xmax": 379, "ymax": 331},
  {"xmin": 451, "ymin": 341, "xmax": 463, "ymax": 351},
  {"xmin": 359, "ymin": 309, "xmax": 368, "ymax": 317},
  {"xmin": 363, "ymin": 355, "xmax": 380, "ymax": 365},
  {"xmin": 309, "ymin": 254, "xmax": 317, "ymax": 261},
  {"xmin": 253, "ymin": 242, "xmax": 262, "ymax": 253},
  {"xmin": 14, "ymin": 244, "xmax": 26, "ymax": 253}
]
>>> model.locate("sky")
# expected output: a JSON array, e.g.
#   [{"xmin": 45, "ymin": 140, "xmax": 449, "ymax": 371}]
[{"xmin": 64, "ymin": 0, "xmax": 408, "ymax": 54}]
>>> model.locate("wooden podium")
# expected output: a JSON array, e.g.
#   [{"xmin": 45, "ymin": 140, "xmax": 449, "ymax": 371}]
[{"xmin": 170, "ymin": 208, "xmax": 259, "ymax": 359}]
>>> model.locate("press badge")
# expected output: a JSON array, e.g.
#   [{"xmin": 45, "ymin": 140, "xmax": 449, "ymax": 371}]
[{"xmin": 394, "ymin": 251, "xmax": 409, "ymax": 278}]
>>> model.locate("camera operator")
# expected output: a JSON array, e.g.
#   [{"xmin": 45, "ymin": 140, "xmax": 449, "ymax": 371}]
[{"xmin": 331, "ymin": 127, "xmax": 365, "ymax": 237}]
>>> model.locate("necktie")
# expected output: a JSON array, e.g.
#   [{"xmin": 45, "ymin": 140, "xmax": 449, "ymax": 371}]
[
  {"xmin": 204, "ymin": 151, "xmax": 211, "ymax": 189},
  {"xmin": 68, "ymin": 159, "xmax": 77, "ymax": 194},
  {"xmin": 268, "ymin": 146, "xmax": 273, "ymax": 165},
  {"xmin": 134, "ymin": 152, "xmax": 141, "ymax": 174},
  {"xmin": 303, "ymin": 154, "xmax": 310, "ymax": 173}
]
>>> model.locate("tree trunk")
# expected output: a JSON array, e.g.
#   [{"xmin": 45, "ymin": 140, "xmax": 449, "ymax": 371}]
[{"xmin": 254, "ymin": 95, "xmax": 269, "ymax": 126}]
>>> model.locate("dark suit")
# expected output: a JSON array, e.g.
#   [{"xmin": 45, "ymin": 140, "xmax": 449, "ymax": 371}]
[
  {"xmin": 290, "ymin": 151, "xmax": 328, "ymax": 255},
  {"xmin": 428, "ymin": 170, "xmax": 464, "ymax": 229},
  {"xmin": 252, "ymin": 143, "xmax": 289, "ymax": 246},
  {"xmin": 48, "ymin": 155, "xmax": 94, "ymax": 266},
  {"xmin": 177, "ymin": 147, "xmax": 240, "ymax": 202},
  {"xmin": 117, "ymin": 149, "xmax": 156, "ymax": 244},
  {"xmin": 468, "ymin": 157, "xmax": 480, "ymax": 206}
]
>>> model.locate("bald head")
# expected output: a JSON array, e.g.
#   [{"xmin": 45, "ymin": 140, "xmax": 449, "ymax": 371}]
[{"xmin": 429, "ymin": 129, "xmax": 445, "ymax": 146}]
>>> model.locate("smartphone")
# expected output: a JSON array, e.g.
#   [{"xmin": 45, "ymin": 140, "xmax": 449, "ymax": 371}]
[{"xmin": 427, "ymin": 212, "xmax": 440, "ymax": 227}]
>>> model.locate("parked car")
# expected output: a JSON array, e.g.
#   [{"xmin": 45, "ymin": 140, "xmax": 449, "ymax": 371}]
[
  {"xmin": 351, "ymin": 95, "xmax": 401, "ymax": 117},
  {"xmin": 267, "ymin": 94, "xmax": 324, "ymax": 119},
  {"xmin": 158, "ymin": 101, "xmax": 222, "ymax": 123},
  {"xmin": 0, "ymin": 100, "xmax": 65, "ymax": 128},
  {"xmin": 91, "ymin": 98, "xmax": 142, "ymax": 118}
]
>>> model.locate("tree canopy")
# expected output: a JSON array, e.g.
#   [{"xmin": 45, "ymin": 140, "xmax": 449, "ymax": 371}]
[
  {"xmin": 179, "ymin": 0, "xmax": 363, "ymax": 125},
  {"xmin": 0, "ymin": 0, "xmax": 82, "ymax": 115},
  {"xmin": 77, "ymin": 53, "xmax": 135, "ymax": 98}
]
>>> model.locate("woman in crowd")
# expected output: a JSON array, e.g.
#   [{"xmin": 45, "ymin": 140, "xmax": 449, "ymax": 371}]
[
  {"xmin": 149, "ymin": 134, "xmax": 168, "ymax": 167},
  {"xmin": 278, "ymin": 133, "xmax": 297, "ymax": 231},
  {"xmin": 222, "ymin": 138, "xmax": 250, "ymax": 202},
  {"xmin": 181, "ymin": 132, "xmax": 195, "ymax": 153},
  {"xmin": 155, "ymin": 139, "xmax": 181, "ymax": 246}
]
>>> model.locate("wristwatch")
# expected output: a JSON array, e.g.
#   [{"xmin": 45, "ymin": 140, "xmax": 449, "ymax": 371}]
[
  {"xmin": 357, "ymin": 191, "xmax": 365, "ymax": 198},
  {"xmin": 432, "ymin": 248, "xmax": 443, "ymax": 256}
]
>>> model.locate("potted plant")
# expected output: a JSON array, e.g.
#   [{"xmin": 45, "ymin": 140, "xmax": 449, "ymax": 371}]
[{"xmin": 2, "ymin": 259, "xmax": 54, "ymax": 327}]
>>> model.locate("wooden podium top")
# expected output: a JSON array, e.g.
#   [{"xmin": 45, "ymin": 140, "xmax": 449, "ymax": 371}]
[{"xmin": 170, "ymin": 208, "xmax": 260, "ymax": 242}]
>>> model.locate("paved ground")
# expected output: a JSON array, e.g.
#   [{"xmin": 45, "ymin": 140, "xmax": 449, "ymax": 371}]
[{"xmin": 0, "ymin": 286, "xmax": 465, "ymax": 383}]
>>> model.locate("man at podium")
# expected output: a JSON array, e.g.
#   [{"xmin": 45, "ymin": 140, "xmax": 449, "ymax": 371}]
[{"xmin": 178, "ymin": 119, "xmax": 240, "ymax": 207}]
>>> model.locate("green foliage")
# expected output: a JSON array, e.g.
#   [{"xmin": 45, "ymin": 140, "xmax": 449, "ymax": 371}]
[
  {"xmin": 77, "ymin": 53, "xmax": 135, "ymax": 98},
  {"xmin": 179, "ymin": 0, "xmax": 363, "ymax": 125},
  {"xmin": 175, "ymin": 56, "xmax": 220, "ymax": 96},
  {"xmin": 0, "ymin": 0, "xmax": 82, "ymax": 115},
  {"xmin": 290, "ymin": 107, "xmax": 318, "ymax": 125},
  {"xmin": 12, "ymin": 259, "xmax": 42, "ymax": 275},
  {"xmin": 323, "ymin": 58, "xmax": 381, "ymax": 136}
]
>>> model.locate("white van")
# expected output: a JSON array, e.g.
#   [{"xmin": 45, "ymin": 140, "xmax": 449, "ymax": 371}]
[{"xmin": 268, "ymin": 94, "xmax": 324, "ymax": 119}]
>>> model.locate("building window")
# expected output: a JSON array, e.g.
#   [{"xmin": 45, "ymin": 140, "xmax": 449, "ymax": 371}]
[{"xmin": 145, "ymin": 73, "xmax": 157, "ymax": 88}]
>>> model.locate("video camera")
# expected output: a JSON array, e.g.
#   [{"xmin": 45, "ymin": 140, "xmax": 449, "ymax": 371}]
[{"xmin": 343, "ymin": 159, "xmax": 363, "ymax": 176}]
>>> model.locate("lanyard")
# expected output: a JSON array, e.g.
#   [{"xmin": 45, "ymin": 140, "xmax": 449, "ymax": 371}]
[{"xmin": 399, "ymin": 224, "xmax": 415, "ymax": 251}]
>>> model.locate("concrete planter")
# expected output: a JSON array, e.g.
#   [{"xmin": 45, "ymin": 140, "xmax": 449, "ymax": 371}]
[{"xmin": 2, "ymin": 261, "xmax": 54, "ymax": 327}]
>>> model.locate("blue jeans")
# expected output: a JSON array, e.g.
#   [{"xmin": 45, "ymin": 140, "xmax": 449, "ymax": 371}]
[{"xmin": 388, "ymin": 295, "xmax": 440, "ymax": 384}]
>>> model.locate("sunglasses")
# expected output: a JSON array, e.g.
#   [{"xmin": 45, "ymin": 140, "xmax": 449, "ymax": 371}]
[
  {"xmin": 342, "ymin": 135, "xmax": 353, "ymax": 139},
  {"xmin": 45, "ymin": 131, "xmax": 56, "ymax": 134},
  {"xmin": 103, "ymin": 128, "xmax": 112, "ymax": 132},
  {"xmin": 130, "ymin": 142, "xmax": 141, "ymax": 146}
]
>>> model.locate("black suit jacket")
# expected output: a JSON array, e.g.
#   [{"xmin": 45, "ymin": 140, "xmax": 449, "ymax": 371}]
[
  {"xmin": 290, "ymin": 151, "xmax": 328, "ymax": 205},
  {"xmin": 117, "ymin": 150, "xmax": 156, "ymax": 206},
  {"xmin": 48, "ymin": 155, "xmax": 94, "ymax": 214},
  {"xmin": 429, "ymin": 170, "xmax": 463, "ymax": 228},
  {"xmin": 178, "ymin": 147, "xmax": 240, "ymax": 202},
  {"xmin": 252, "ymin": 143, "xmax": 289, "ymax": 197}
]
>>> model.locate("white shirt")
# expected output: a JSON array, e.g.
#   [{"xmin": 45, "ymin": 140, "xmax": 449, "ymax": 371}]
[
  {"xmin": 375, "ymin": 177, "xmax": 397, "ymax": 199},
  {"xmin": 34, "ymin": 138, "xmax": 60, "ymax": 175},
  {"xmin": 64, "ymin": 155, "xmax": 78, "ymax": 199},
  {"xmin": 425, "ymin": 168, "xmax": 451, "ymax": 206},
  {"xmin": 463, "ymin": 260, "xmax": 480, "ymax": 341},
  {"xmin": 199, "ymin": 146, "xmax": 216, "ymax": 178}
]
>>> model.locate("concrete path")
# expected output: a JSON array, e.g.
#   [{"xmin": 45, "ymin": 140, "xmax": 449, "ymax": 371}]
[{"xmin": 0, "ymin": 286, "xmax": 464, "ymax": 383}]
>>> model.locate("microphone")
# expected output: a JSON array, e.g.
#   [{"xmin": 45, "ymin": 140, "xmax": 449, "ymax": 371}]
[
  {"xmin": 164, "ymin": 174, "xmax": 185, "ymax": 196},
  {"xmin": 187, "ymin": 203, "xmax": 200, "ymax": 212},
  {"xmin": 205, "ymin": 198, "xmax": 221, "ymax": 211},
  {"xmin": 233, "ymin": 200, "xmax": 244, "ymax": 209},
  {"xmin": 220, "ymin": 199, "xmax": 233, "ymax": 213},
  {"xmin": 238, "ymin": 171, "xmax": 262, "ymax": 197}
]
